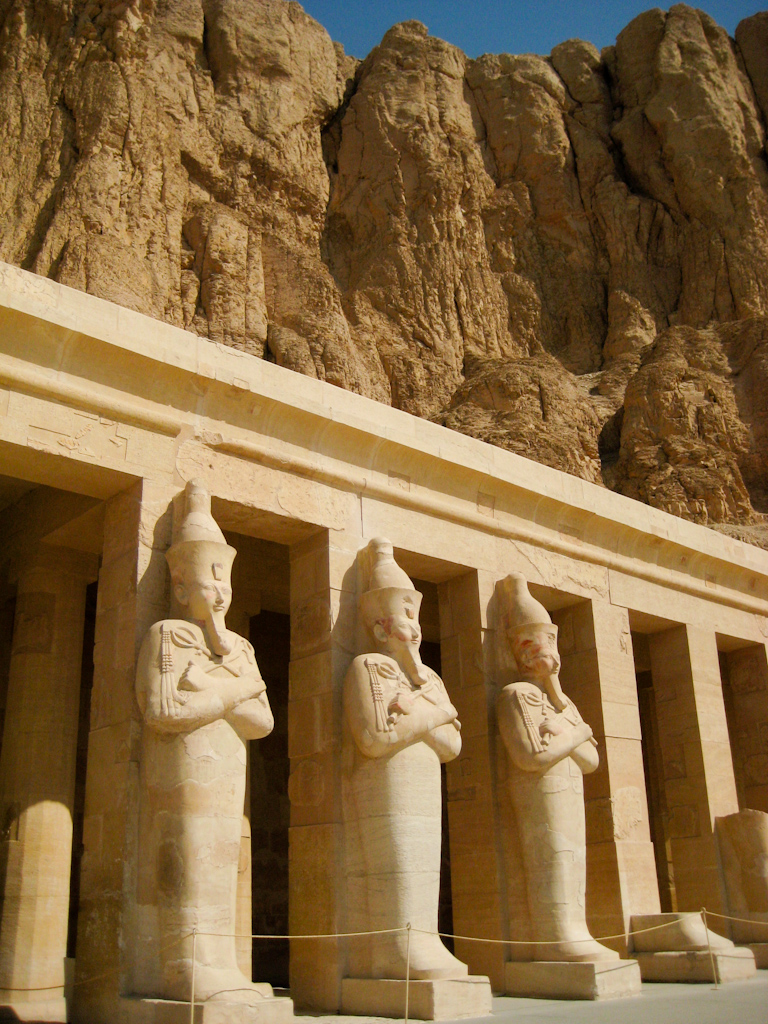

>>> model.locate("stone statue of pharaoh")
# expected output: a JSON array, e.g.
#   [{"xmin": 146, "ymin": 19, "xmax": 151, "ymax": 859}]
[
  {"xmin": 496, "ymin": 573, "xmax": 617, "ymax": 962},
  {"xmin": 343, "ymin": 538, "xmax": 467, "ymax": 980},
  {"xmin": 135, "ymin": 480, "xmax": 276, "ymax": 1006}
]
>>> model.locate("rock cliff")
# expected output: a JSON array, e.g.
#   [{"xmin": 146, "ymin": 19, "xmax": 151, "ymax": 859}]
[{"xmin": 1, "ymin": 1, "xmax": 767, "ymax": 539}]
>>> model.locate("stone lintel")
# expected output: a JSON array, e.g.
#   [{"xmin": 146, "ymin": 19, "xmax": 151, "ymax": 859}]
[
  {"xmin": 504, "ymin": 959, "xmax": 642, "ymax": 1000},
  {"xmin": 340, "ymin": 976, "xmax": 492, "ymax": 1020},
  {"xmin": 635, "ymin": 948, "xmax": 756, "ymax": 983},
  {"xmin": 119, "ymin": 995, "xmax": 294, "ymax": 1024}
]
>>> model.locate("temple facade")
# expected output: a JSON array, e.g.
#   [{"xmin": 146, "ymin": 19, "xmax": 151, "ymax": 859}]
[{"xmin": 0, "ymin": 261, "xmax": 766, "ymax": 1022}]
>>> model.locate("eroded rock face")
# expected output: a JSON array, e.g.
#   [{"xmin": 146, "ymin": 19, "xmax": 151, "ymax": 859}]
[
  {"xmin": 437, "ymin": 355, "xmax": 604, "ymax": 485},
  {"xmin": 604, "ymin": 322, "xmax": 762, "ymax": 524},
  {"xmin": 1, "ymin": 2, "xmax": 767, "ymax": 539}
]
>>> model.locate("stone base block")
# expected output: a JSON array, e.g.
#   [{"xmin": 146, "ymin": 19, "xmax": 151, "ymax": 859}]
[
  {"xmin": 504, "ymin": 959, "xmax": 642, "ymax": 1000},
  {"xmin": 635, "ymin": 948, "xmax": 756, "ymax": 983},
  {"xmin": 340, "ymin": 976, "xmax": 492, "ymax": 1020},
  {"xmin": 120, "ymin": 995, "xmax": 294, "ymax": 1024},
  {"xmin": 745, "ymin": 943, "xmax": 768, "ymax": 968},
  {"xmin": 0, "ymin": 997, "xmax": 67, "ymax": 1023}
]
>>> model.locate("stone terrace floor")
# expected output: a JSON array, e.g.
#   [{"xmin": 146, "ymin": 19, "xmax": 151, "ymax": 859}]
[{"xmin": 299, "ymin": 971, "xmax": 768, "ymax": 1024}]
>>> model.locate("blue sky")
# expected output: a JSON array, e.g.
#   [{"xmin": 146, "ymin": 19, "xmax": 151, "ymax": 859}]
[{"xmin": 299, "ymin": 1, "xmax": 765, "ymax": 59}]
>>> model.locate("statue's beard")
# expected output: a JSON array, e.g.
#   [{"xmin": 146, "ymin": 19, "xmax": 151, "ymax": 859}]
[
  {"xmin": 542, "ymin": 673, "xmax": 566, "ymax": 712},
  {"xmin": 394, "ymin": 641, "xmax": 431, "ymax": 687},
  {"xmin": 204, "ymin": 609, "xmax": 232, "ymax": 656}
]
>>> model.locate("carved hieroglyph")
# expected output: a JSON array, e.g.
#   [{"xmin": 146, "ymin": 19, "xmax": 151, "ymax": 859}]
[
  {"xmin": 342, "ymin": 538, "xmax": 467, "ymax": 979},
  {"xmin": 134, "ymin": 480, "xmax": 278, "ymax": 1007},
  {"xmin": 496, "ymin": 573, "xmax": 618, "ymax": 962}
]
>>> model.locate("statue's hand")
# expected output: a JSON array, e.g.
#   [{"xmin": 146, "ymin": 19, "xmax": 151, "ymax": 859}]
[
  {"xmin": 179, "ymin": 661, "xmax": 211, "ymax": 693},
  {"xmin": 574, "ymin": 721, "xmax": 594, "ymax": 744},
  {"xmin": 539, "ymin": 717, "xmax": 564, "ymax": 737},
  {"xmin": 388, "ymin": 691, "xmax": 415, "ymax": 718}
]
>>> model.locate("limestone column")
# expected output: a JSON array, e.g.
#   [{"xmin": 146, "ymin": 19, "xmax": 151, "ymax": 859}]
[
  {"xmin": 437, "ymin": 569, "xmax": 506, "ymax": 990},
  {"xmin": 0, "ymin": 544, "xmax": 97, "ymax": 1022},
  {"xmin": 647, "ymin": 625, "xmax": 739, "ymax": 914},
  {"xmin": 552, "ymin": 600, "xmax": 661, "ymax": 948},
  {"xmin": 721, "ymin": 644, "xmax": 768, "ymax": 813},
  {"xmin": 288, "ymin": 527, "xmax": 358, "ymax": 1010}
]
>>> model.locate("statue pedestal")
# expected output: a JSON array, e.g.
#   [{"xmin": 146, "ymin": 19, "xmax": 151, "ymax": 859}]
[
  {"xmin": 630, "ymin": 912, "xmax": 756, "ymax": 983},
  {"xmin": 341, "ymin": 976, "xmax": 492, "ymax": 1020},
  {"xmin": 635, "ymin": 948, "xmax": 756, "ymax": 983},
  {"xmin": 504, "ymin": 959, "xmax": 642, "ymax": 1000},
  {"xmin": 120, "ymin": 995, "xmax": 294, "ymax": 1024},
  {"xmin": 0, "ymin": 995, "xmax": 67, "ymax": 1022}
]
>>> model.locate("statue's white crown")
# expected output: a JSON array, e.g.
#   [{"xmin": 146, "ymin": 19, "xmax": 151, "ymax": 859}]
[
  {"xmin": 360, "ymin": 537, "xmax": 422, "ymax": 627},
  {"xmin": 497, "ymin": 572, "xmax": 556, "ymax": 640},
  {"xmin": 166, "ymin": 479, "xmax": 236, "ymax": 581}
]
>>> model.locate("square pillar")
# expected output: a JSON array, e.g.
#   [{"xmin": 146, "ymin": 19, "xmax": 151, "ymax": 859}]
[
  {"xmin": 0, "ymin": 545, "xmax": 97, "ymax": 1022},
  {"xmin": 647, "ymin": 625, "xmax": 739, "ymax": 914},
  {"xmin": 721, "ymin": 644, "xmax": 768, "ymax": 812},
  {"xmin": 438, "ymin": 570, "xmax": 505, "ymax": 990},
  {"xmin": 553, "ymin": 600, "xmax": 660, "ymax": 951},
  {"xmin": 74, "ymin": 479, "xmax": 174, "ymax": 1023},
  {"xmin": 287, "ymin": 529, "xmax": 357, "ymax": 1011}
]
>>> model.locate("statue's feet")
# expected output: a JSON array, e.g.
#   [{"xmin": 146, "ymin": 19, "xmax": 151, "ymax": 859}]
[
  {"xmin": 191, "ymin": 966, "xmax": 274, "ymax": 1004},
  {"xmin": 375, "ymin": 931, "xmax": 469, "ymax": 980},
  {"xmin": 538, "ymin": 936, "xmax": 620, "ymax": 963}
]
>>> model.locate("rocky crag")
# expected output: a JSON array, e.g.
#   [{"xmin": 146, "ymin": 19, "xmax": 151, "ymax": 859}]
[{"xmin": 1, "ymin": 1, "xmax": 767, "ymax": 540}]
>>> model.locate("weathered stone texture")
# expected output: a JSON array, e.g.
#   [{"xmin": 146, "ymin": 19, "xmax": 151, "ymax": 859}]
[{"xmin": 1, "ymin": 1, "xmax": 767, "ymax": 537}]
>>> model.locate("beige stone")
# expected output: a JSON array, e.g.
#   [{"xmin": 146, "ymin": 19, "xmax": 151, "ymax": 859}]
[
  {"xmin": 120, "ymin": 994, "xmax": 294, "ymax": 1024},
  {"xmin": 630, "ymin": 911, "xmax": 756, "ymax": 983},
  {"xmin": 634, "ymin": 948, "xmax": 756, "ymax": 983},
  {"xmin": 132, "ymin": 482, "xmax": 289, "ymax": 1019},
  {"xmin": 0, "ymin": 546, "xmax": 96, "ymax": 1023},
  {"xmin": 716, "ymin": 809, "xmax": 768, "ymax": 943},
  {"xmin": 631, "ymin": 913, "xmax": 732, "ymax": 953},
  {"xmin": 342, "ymin": 539, "xmax": 487, "ymax": 1002},
  {"xmin": 647, "ymin": 625, "xmax": 739, "ymax": 914},
  {"xmin": 340, "ymin": 976, "xmax": 493, "ymax": 1020},
  {"xmin": 504, "ymin": 959, "xmax": 641, "ymax": 1000},
  {"xmin": 0, "ymin": 264, "xmax": 768, "ymax": 1021},
  {"xmin": 497, "ymin": 575, "xmax": 618, "ymax": 967}
]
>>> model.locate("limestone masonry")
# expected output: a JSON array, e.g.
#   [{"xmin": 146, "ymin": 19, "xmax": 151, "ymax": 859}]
[{"xmin": 0, "ymin": 263, "xmax": 765, "ymax": 1021}]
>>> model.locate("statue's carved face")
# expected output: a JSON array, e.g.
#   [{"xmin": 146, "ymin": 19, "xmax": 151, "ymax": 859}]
[
  {"xmin": 374, "ymin": 593, "xmax": 422, "ymax": 654},
  {"xmin": 512, "ymin": 627, "xmax": 560, "ymax": 679},
  {"xmin": 176, "ymin": 576, "xmax": 233, "ymax": 622}
]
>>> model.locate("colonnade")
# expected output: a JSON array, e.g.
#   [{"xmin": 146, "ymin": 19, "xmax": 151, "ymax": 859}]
[{"xmin": 0, "ymin": 485, "xmax": 765, "ymax": 1017}]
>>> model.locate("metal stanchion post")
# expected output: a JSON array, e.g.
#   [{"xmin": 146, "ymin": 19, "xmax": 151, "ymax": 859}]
[
  {"xmin": 404, "ymin": 923, "xmax": 412, "ymax": 1024},
  {"xmin": 701, "ymin": 908, "xmax": 718, "ymax": 990},
  {"xmin": 190, "ymin": 929, "xmax": 197, "ymax": 1024}
]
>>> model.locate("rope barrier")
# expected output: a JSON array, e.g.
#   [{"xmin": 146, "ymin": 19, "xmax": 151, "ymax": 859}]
[
  {"xmin": 191, "ymin": 909, "xmax": 707, "ymax": 946},
  {"xmin": 65, "ymin": 905, "xmax": 763, "ymax": 1012},
  {"xmin": 435, "ymin": 910, "xmax": 707, "ymax": 946}
]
